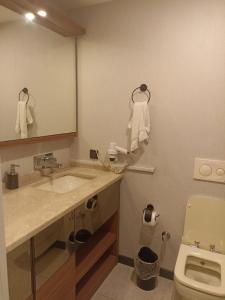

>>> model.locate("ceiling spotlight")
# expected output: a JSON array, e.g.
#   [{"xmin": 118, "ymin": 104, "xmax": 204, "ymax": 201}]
[
  {"xmin": 25, "ymin": 12, "xmax": 35, "ymax": 21},
  {"xmin": 37, "ymin": 10, "xmax": 47, "ymax": 17}
]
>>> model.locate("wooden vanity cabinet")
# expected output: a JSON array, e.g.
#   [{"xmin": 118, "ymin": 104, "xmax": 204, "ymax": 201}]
[
  {"xmin": 7, "ymin": 182, "xmax": 120, "ymax": 300},
  {"xmin": 35, "ymin": 211, "xmax": 119, "ymax": 300}
]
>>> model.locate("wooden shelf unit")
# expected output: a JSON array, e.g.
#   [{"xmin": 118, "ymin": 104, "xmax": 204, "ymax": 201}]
[
  {"xmin": 76, "ymin": 253, "xmax": 117, "ymax": 300},
  {"xmin": 75, "ymin": 212, "xmax": 119, "ymax": 300},
  {"xmin": 75, "ymin": 231, "xmax": 116, "ymax": 284},
  {"xmin": 29, "ymin": 211, "xmax": 119, "ymax": 300}
]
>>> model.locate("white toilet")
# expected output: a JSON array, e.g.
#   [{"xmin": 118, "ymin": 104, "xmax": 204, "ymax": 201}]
[{"xmin": 174, "ymin": 195, "xmax": 225, "ymax": 300}]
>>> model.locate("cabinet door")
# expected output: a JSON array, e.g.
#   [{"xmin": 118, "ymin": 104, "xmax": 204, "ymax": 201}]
[
  {"xmin": 36, "ymin": 254, "xmax": 75, "ymax": 300},
  {"xmin": 7, "ymin": 241, "xmax": 33, "ymax": 300},
  {"xmin": 75, "ymin": 182, "xmax": 120, "ymax": 233},
  {"xmin": 35, "ymin": 211, "xmax": 75, "ymax": 291}
]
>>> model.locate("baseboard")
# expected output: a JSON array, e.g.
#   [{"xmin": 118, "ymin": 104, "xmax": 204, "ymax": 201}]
[
  {"xmin": 159, "ymin": 268, "xmax": 174, "ymax": 280},
  {"xmin": 118, "ymin": 255, "xmax": 174, "ymax": 281},
  {"xmin": 119, "ymin": 255, "xmax": 134, "ymax": 267}
]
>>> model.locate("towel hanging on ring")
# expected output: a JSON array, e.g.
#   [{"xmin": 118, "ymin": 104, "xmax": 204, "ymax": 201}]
[
  {"xmin": 15, "ymin": 88, "xmax": 33, "ymax": 139},
  {"xmin": 128, "ymin": 84, "xmax": 151, "ymax": 151}
]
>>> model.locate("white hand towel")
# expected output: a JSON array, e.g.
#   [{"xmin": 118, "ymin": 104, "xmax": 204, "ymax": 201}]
[
  {"xmin": 15, "ymin": 102, "xmax": 33, "ymax": 139},
  {"xmin": 128, "ymin": 101, "xmax": 150, "ymax": 152}
]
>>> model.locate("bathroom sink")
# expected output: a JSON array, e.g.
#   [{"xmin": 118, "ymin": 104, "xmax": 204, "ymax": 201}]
[{"xmin": 36, "ymin": 175, "xmax": 93, "ymax": 194}]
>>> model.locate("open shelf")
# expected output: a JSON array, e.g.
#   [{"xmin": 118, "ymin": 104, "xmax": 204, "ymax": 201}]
[
  {"xmin": 75, "ymin": 212, "xmax": 119, "ymax": 300},
  {"xmin": 75, "ymin": 231, "xmax": 116, "ymax": 283},
  {"xmin": 76, "ymin": 252, "xmax": 117, "ymax": 300}
]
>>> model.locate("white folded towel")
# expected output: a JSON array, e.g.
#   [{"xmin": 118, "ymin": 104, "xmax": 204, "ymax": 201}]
[
  {"xmin": 15, "ymin": 101, "xmax": 33, "ymax": 139},
  {"xmin": 128, "ymin": 101, "xmax": 150, "ymax": 152}
]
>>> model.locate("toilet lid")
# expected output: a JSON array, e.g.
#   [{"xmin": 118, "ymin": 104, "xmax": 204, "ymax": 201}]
[{"xmin": 182, "ymin": 195, "xmax": 225, "ymax": 254}]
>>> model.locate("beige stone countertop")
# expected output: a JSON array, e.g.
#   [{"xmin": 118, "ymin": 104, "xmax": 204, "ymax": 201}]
[{"xmin": 3, "ymin": 166, "xmax": 123, "ymax": 253}]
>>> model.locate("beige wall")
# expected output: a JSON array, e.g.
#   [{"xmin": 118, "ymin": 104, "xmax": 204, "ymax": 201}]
[
  {"xmin": 0, "ymin": 140, "xmax": 73, "ymax": 178},
  {"xmin": 72, "ymin": 0, "xmax": 225, "ymax": 270}
]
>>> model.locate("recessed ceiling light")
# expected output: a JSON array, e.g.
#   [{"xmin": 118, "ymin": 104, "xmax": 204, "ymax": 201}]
[
  {"xmin": 25, "ymin": 12, "xmax": 35, "ymax": 21},
  {"xmin": 37, "ymin": 10, "xmax": 47, "ymax": 17}
]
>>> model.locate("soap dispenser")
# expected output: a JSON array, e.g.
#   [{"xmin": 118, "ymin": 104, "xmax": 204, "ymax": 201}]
[{"xmin": 5, "ymin": 164, "xmax": 20, "ymax": 190}]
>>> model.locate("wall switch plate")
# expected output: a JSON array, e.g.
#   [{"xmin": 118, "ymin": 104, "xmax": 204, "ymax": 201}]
[
  {"xmin": 194, "ymin": 158, "xmax": 225, "ymax": 184},
  {"xmin": 90, "ymin": 149, "xmax": 99, "ymax": 160}
]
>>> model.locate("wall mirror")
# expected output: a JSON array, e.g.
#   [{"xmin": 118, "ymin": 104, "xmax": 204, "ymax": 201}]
[{"xmin": 0, "ymin": 5, "xmax": 77, "ymax": 145}]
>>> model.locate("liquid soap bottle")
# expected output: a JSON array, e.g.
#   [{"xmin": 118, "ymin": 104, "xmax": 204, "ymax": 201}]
[{"xmin": 5, "ymin": 164, "xmax": 20, "ymax": 190}]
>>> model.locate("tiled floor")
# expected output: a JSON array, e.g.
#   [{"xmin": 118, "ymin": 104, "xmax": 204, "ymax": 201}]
[{"xmin": 91, "ymin": 263, "xmax": 175, "ymax": 300}]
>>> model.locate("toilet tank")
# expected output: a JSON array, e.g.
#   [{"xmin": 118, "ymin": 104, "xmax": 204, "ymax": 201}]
[{"xmin": 182, "ymin": 195, "xmax": 225, "ymax": 254}]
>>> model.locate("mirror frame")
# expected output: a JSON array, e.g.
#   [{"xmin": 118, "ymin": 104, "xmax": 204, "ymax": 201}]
[{"xmin": 0, "ymin": 133, "xmax": 78, "ymax": 147}]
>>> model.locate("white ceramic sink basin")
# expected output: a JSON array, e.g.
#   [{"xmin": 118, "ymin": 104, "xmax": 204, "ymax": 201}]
[{"xmin": 36, "ymin": 175, "xmax": 92, "ymax": 194}]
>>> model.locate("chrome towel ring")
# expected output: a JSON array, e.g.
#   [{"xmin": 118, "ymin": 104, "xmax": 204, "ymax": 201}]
[
  {"xmin": 131, "ymin": 84, "xmax": 151, "ymax": 103},
  {"xmin": 19, "ymin": 87, "xmax": 29, "ymax": 103}
]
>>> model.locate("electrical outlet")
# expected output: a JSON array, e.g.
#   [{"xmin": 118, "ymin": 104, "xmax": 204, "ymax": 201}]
[{"xmin": 90, "ymin": 149, "xmax": 99, "ymax": 160}]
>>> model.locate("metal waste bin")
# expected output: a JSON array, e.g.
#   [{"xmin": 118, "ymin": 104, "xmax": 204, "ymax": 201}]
[
  {"xmin": 134, "ymin": 247, "xmax": 160, "ymax": 291},
  {"xmin": 69, "ymin": 229, "xmax": 92, "ymax": 251}
]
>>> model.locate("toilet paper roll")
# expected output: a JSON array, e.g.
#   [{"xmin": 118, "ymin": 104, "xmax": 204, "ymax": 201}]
[{"xmin": 143, "ymin": 210, "xmax": 158, "ymax": 227}]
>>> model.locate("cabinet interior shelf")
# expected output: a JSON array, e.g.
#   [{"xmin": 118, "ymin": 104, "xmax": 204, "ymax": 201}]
[
  {"xmin": 75, "ymin": 212, "xmax": 119, "ymax": 300},
  {"xmin": 75, "ymin": 231, "xmax": 116, "ymax": 283},
  {"xmin": 76, "ymin": 253, "xmax": 117, "ymax": 300}
]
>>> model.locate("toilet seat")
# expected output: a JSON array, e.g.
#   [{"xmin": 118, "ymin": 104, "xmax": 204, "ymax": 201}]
[{"xmin": 175, "ymin": 244, "xmax": 225, "ymax": 297}]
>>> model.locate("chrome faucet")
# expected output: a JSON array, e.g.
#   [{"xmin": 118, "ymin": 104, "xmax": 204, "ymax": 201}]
[
  {"xmin": 210, "ymin": 244, "xmax": 216, "ymax": 252},
  {"xmin": 194, "ymin": 240, "xmax": 200, "ymax": 248},
  {"xmin": 34, "ymin": 153, "xmax": 62, "ymax": 176}
]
